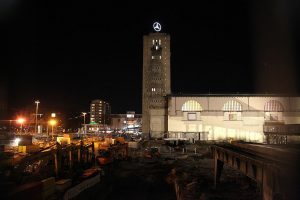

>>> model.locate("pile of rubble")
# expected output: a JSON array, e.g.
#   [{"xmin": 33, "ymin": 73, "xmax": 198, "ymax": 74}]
[{"xmin": 77, "ymin": 140, "xmax": 261, "ymax": 200}]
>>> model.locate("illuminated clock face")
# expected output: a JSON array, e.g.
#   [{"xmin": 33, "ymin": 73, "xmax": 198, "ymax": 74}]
[{"xmin": 153, "ymin": 22, "xmax": 161, "ymax": 32}]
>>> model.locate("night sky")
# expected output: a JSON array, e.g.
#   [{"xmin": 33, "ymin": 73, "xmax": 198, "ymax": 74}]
[{"xmin": 1, "ymin": 0, "xmax": 300, "ymax": 118}]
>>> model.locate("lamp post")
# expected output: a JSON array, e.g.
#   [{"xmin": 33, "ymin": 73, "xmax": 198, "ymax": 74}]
[
  {"xmin": 82, "ymin": 112, "xmax": 87, "ymax": 124},
  {"xmin": 82, "ymin": 112, "xmax": 87, "ymax": 134},
  {"xmin": 17, "ymin": 118, "xmax": 25, "ymax": 134},
  {"xmin": 35, "ymin": 100, "xmax": 40, "ymax": 134},
  {"xmin": 49, "ymin": 119, "xmax": 57, "ymax": 141}
]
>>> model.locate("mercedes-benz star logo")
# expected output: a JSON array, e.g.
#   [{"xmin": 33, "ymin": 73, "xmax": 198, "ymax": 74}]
[{"xmin": 153, "ymin": 22, "xmax": 161, "ymax": 32}]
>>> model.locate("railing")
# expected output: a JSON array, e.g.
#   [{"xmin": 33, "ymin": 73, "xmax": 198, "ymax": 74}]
[{"xmin": 263, "ymin": 124, "xmax": 300, "ymax": 135}]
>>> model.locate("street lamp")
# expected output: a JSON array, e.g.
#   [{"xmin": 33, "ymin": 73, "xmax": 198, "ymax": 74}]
[
  {"xmin": 82, "ymin": 112, "xmax": 87, "ymax": 134},
  {"xmin": 17, "ymin": 118, "xmax": 25, "ymax": 134},
  {"xmin": 35, "ymin": 100, "xmax": 40, "ymax": 134},
  {"xmin": 48, "ymin": 119, "xmax": 57, "ymax": 141},
  {"xmin": 82, "ymin": 112, "xmax": 87, "ymax": 124}
]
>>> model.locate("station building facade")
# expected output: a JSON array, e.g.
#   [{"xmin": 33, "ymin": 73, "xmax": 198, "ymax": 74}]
[{"xmin": 161, "ymin": 95, "xmax": 300, "ymax": 143}]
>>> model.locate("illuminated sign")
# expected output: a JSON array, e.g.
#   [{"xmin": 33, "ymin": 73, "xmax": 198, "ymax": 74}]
[
  {"xmin": 127, "ymin": 114, "xmax": 134, "ymax": 118},
  {"xmin": 153, "ymin": 22, "xmax": 161, "ymax": 32}
]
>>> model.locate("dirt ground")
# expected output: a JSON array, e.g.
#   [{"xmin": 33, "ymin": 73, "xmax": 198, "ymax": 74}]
[
  {"xmin": 75, "ymin": 159, "xmax": 176, "ymax": 200},
  {"xmin": 75, "ymin": 141, "xmax": 260, "ymax": 200}
]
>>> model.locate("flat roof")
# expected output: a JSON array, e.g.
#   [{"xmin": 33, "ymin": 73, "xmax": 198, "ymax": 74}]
[
  {"xmin": 168, "ymin": 93, "xmax": 300, "ymax": 97},
  {"xmin": 164, "ymin": 138, "xmax": 189, "ymax": 141}
]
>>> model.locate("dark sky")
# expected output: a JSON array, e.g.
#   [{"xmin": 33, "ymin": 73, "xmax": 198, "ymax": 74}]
[{"xmin": 1, "ymin": 0, "xmax": 300, "ymax": 118}]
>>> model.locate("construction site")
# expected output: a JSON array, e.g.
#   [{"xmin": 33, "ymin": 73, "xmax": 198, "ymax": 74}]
[
  {"xmin": 75, "ymin": 138, "xmax": 300, "ymax": 200},
  {"xmin": 1, "ymin": 133, "xmax": 300, "ymax": 200}
]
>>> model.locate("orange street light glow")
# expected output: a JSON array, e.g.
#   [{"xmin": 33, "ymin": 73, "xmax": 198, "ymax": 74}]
[
  {"xmin": 17, "ymin": 118, "xmax": 25, "ymax": 124},
  {"xmin": 49, "ymin": 119, "xmax": 57, "ymax": 126}
]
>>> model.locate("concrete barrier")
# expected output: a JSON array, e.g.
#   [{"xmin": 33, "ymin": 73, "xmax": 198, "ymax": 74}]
[{"xmin": 63, "ymin": 174, "xmax": 100, "ymax": 200}]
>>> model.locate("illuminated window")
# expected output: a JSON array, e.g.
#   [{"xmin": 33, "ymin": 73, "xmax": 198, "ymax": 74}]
[
  {"xmin": 223, "ymin": 100, "xmax": 242, "ymax": 121},
  {"xmin": 223, "ymin": 100, "xmax": 242, "ymax": 111},
  {"xmin": 127, "ymin": 114, "xmax": 134, "ymax": 118},
  {"xmin": 229, "ymin": 113, "xmax": 237, "ymax": 120},
  {"xmin": 159, "ymin": 56, "xmax": 161, "ymax": 59},
  {"xmin": 268, "ymin": 114, "xmax": 278, "ymax": 121},
  {"xmin": 188, "ymin": 113, "xmax": 197, "ymax": 120},
  {"xmin": 264, "ymin": 100, "xmax": 284, "ymax": 112},
  {"xmin": 152, "ymin": 56, "xmax": 154, "ymax": 59},
  {"xmin": 264, "ymin": 100, "xmax": 284, "ymax": 121},
  {"xmin": 182, "ymin": 100, "xmax": 203, "ymax": 111}
]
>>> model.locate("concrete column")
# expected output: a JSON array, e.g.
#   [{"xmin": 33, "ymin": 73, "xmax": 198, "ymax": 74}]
[
  {"xmin": 54, "ymin": 147, "xmax": 62, "ymax": 177},
  {"xmin": 78, "ymin": 148, "xmax": 81, "ymax": 162},
  {"xmin": 91, "ymin": 142, "xmax": 95, "ymax": 165},
  {"xmin": 262, "ymin": 168, "xmax": 273, "ymax": 200},
  {"xmin": 54, "ymin": 153, "xmax": 58, "ymax": 176},
  {"xmin": 80, "ymin": 140, "xmax": 84, "ymax": 163},
  {"xmin": 214, "ymin": 152, "xmax": 224, "ymax": 188},
  {"xmin": 69, "ymin": 150, "xmax": 72, "ymax": 169}
]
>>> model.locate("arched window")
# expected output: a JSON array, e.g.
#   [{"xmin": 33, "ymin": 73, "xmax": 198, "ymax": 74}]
[
  {"xmin": 181, "ymin": 100, "xmax": 202, "ymax": 121},
  {"xmin": 264, "ymin": 100, "xmax": 284, "ymax": 121},
  {"xmin": 222, "ymin": 100, "xmax": 242, "ymax": 111},
  {"xmin": 182, "ymin": 100, "xmax": 203, "ymax": 111},
  {"xmin": 264, "ymin": 100, "xmax": 284, "ymax": 112},
  {"xmin": 223, "ymin": 100, "xmax": 242, "ymax": 121}
]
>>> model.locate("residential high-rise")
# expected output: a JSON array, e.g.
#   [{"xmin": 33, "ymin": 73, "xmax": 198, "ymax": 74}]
[
  {"xmin": 142, "ymin": 22, "xmax": 171, "ymax": 138},
  {"xmin": 90, "ymin": 100, "xmax": 111, "ymax": 125}
]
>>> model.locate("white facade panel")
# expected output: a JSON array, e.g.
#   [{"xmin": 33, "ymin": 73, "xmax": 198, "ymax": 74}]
[{"xmin": 166, "ymin": 96, "xmax": 300, "ymax": 142}]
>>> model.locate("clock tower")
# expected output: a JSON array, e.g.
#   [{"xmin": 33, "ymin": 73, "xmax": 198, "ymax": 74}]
[{"xmin": 142, "ymin": 22, "xmax": 171, "ymax": 138}]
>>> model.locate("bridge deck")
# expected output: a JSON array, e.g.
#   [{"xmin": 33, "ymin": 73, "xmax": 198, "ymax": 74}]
[{"xmin": 211, "ymin": 142, "xmax": 300, "ymax": 200}]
